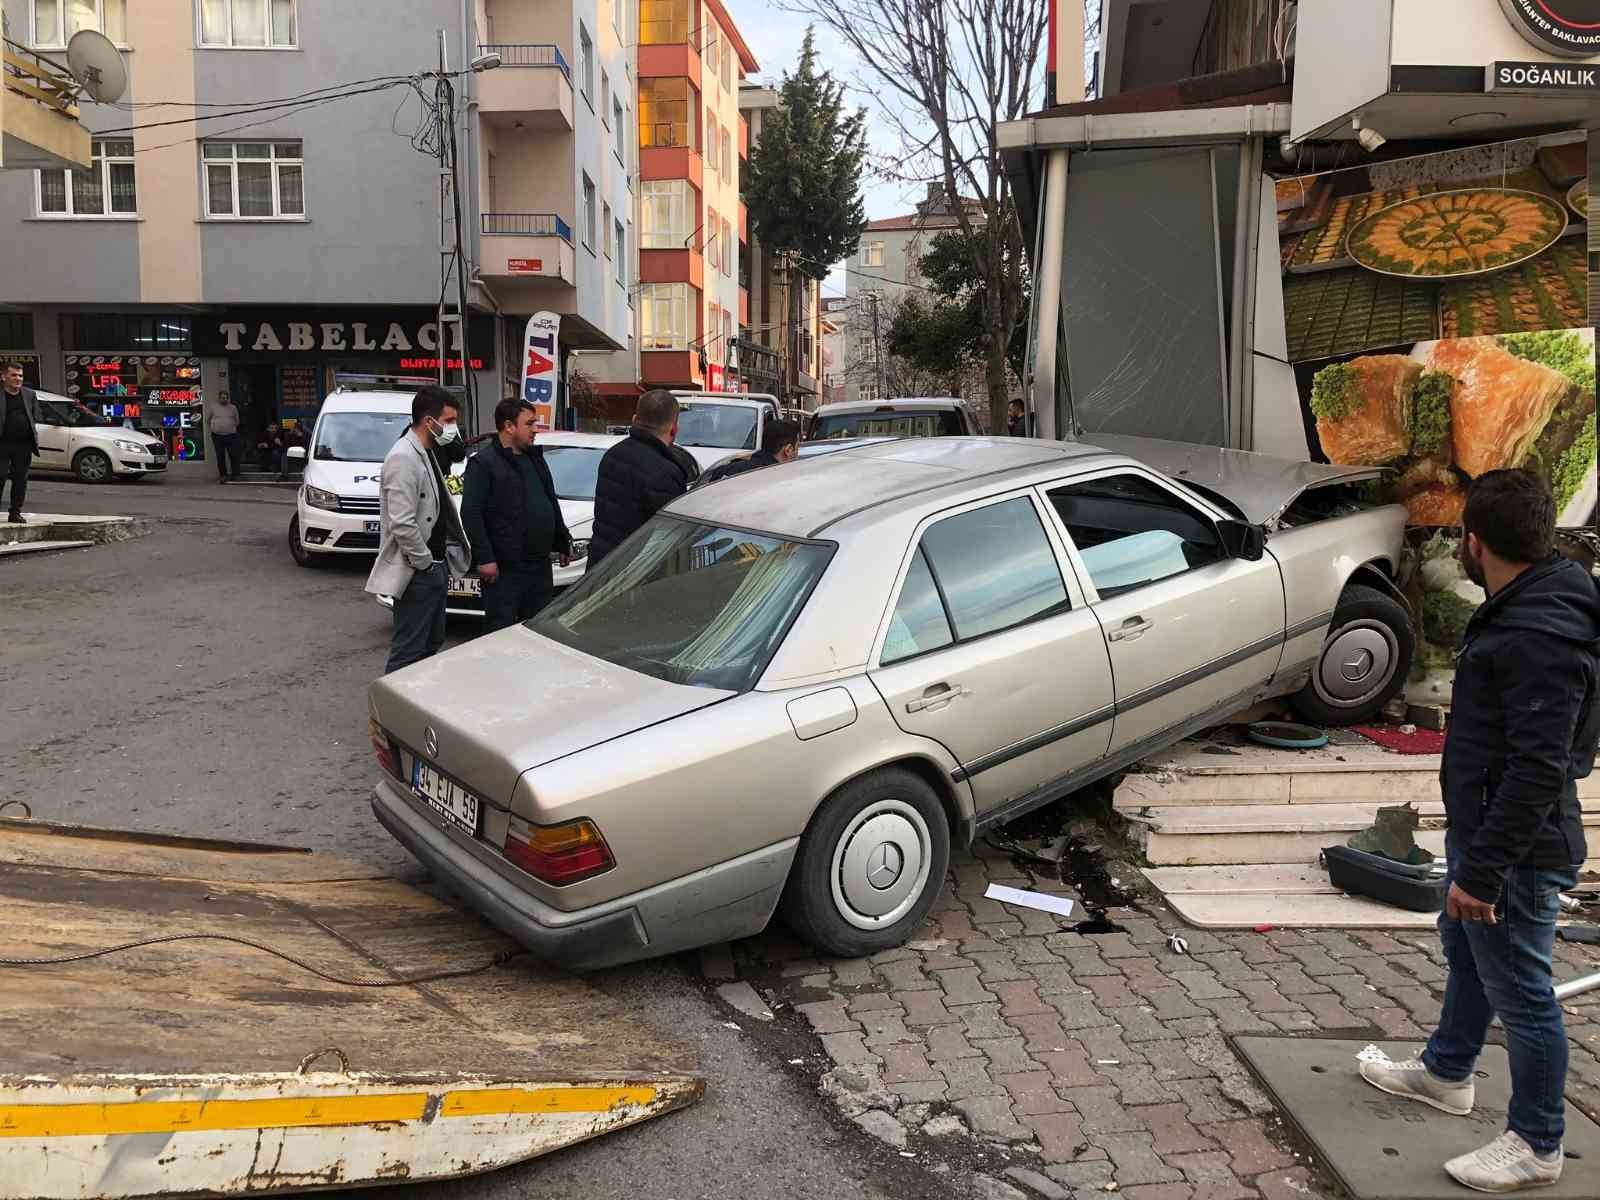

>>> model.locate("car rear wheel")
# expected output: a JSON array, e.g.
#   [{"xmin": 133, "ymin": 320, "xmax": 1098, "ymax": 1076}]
[
  {"xmin": 781, "ymin": 767, "xmax": 950, "ymax": 958},
  {"xmin": 288, "ymin": 514, "xmax": 321, "ymax": 568},
  {"xmin": 72, "ymin": 449, "xmax": 112, "ymax": 484},
  {"xmin": 1291, "ymin": 583, "xmax": 1413, "ymax": 727}
]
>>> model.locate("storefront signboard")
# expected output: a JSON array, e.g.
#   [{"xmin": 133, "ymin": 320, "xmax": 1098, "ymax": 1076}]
[
  {"xmin": 519, "ymin": 311, "xmax": 561, "ymax": 430},
  {"xmin": 1497, "ymin": 0, "xmax": 1600, "ymax": 58},
  {"xmin": 192, "ymin": 309, "xmax": 494, "ymax": 369},
  {"xmin": 1487, "ymin": 59, "xmax": 1600, "ymax": 89},
  {"xmin": 507, "ymin": 258, "xmax": 544, "ymax": 274}
]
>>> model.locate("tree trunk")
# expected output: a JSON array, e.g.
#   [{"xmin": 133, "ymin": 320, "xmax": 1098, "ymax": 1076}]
[{"xmin": 984, "ymin": 335, "xmax": 1010, "ymax": 435}]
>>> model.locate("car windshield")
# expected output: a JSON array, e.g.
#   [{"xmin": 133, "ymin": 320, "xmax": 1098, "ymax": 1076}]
[
  {"xmin": 676, "ymin": 404, "xmax": 758, "ymax": 450},
  {"xmin": 541, "ymin": 445, "xmax": 605, "ymax": 500},
  {"xmin": 810, "ymin": 409, "xmax": 963, "ymax": 439},
  {"xmin": 314, "ymin": 412, "xmax": 410, "ymax": 463},
  {"xmin": 43, "ymin": 400, "xmax": 116, "ymax": 428},
  {"xmin": 534, "ymin": 518, "xmax": 832, "ymax": 691}
]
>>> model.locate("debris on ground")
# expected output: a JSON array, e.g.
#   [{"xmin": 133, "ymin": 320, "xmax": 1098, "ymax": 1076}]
[{"xmin": 983, "ymin": 883, "xmax": 1076, "ymax": 918}]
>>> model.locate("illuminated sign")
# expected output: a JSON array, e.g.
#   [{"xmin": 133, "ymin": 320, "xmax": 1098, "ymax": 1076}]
[
  {"xmin": 1498, "ymin": 0, "xmax": 1600, "ymax": 57},
  {"xmin": 398, "ymin": 357, "xmax": 487, "ymax": 371}
]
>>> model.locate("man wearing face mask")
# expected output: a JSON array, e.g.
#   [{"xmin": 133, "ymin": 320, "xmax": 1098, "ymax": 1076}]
[
  {"xmin": 365, "ymin": 385, "xmax": 473, "ymax": 674},
  {"xmin": 1360, "ymin": 470, "xmax": 1599, "ymax": 1193}
]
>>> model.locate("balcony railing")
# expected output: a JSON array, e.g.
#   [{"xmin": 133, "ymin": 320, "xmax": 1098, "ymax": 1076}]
[
  {"xmin": 482, "ymin": 212, "xmax": 574, "ymax": 243},
  {"xmin": 479, "ymin": 43, "xmax": 570, "ymax": 79}
]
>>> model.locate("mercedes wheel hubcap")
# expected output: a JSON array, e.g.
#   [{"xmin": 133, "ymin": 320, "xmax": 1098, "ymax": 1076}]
[
  {"xmin": 830, "ymin": 800, "xmax": 932, "ymax": 931},
  {"xmin": 1316, "ymin": 620, "xmax": 1397, "ymax": 706}
]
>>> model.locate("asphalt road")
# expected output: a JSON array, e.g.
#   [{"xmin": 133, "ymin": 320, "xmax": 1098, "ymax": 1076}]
[{"xmin": 1, "ymin": 464, "xmax": 961, "ymax": 1200}]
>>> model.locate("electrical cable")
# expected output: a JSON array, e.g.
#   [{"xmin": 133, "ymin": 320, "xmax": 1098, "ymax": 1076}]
[
  {"xmin": 98, "ymin": 79, "xmax": 418, "ymax": 135},
  {"xmin": 0, "ymin": 933, "xmax": 523, "ymax": 988}
]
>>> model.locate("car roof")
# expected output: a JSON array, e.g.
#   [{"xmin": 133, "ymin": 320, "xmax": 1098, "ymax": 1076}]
[
  {"xmin": 669, "ymin": 436, "xmax": 1114, "ymax": 538},
  {"xmin": 812, "ymin": 397, "xmax": 966, "ymax": 416}
]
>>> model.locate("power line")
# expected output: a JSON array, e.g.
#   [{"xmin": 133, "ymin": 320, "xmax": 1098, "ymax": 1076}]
[
  {"xmin": 105, "ymin": 73, "xmax": 421, "ymax": 111},
  {"xmin": 98, "ymin": 79, "xmax": 422, "ymax": 135}
]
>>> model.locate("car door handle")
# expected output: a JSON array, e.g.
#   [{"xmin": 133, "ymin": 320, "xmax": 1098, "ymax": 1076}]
[
  {"xmin": 906, "ymin": 683, "xmax": 967, "ymax": 713},
  {"xmin": 1108, "ymin": 617, "xmax": 1154, "ymax": 643}
]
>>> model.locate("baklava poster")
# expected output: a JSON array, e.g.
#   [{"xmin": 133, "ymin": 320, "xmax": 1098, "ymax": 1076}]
[{"xmin": 1277, "ymin": 138, "xmax": 1597, "ymax": 529}]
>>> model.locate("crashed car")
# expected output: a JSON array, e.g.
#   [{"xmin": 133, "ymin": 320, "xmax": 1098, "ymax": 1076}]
[{"xmin": 367, "ymin": 436, "xmax": 1409, "ymax": 968}]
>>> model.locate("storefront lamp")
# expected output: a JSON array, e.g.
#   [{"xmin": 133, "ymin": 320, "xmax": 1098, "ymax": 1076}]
[{"xmin": 1353, "ymin": 117, "xmax": 1386, "ymax": 153}]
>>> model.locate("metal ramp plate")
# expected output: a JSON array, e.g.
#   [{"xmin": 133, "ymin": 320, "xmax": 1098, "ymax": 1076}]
[
  {"xmin": 1234, "ymin": 1037, "xmax": 1600, "ymax": 1200},
  {"xmin": 0, "ymin": 819, "xmax": 702, "ymax": 1198}
]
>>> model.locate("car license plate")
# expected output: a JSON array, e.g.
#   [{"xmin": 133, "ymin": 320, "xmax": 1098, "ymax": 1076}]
[
  {"xmin": 412, "ymin": 758, "xmax": 479, "ymax": 835},
  {"xmin": 449, "ymin": 575, "xmax": 482, "ymax": 597},
  {"xmin": 364, "ymin": 520, "xmax": 381, "ymax": 534}
]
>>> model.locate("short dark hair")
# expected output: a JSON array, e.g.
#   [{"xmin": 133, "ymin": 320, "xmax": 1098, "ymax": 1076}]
[
  {"xmin": 411, "ymin": 384, "xmax": 458, "ymax": 427},
  {"xmin": 494, "ymin": 398, "xmax": 530, "ymax": 431},
  {"xmin": 1009, "ymin": 398, "xmax": 1024, "ymax": 411},
  {"xmin": 635, "ymin": 388, "xmax": 679, "ymax": 433},
  {"xmin": 1464, "ymin": 469, "xmax": 1555, "ymax": 564},
  {"xmin": 762, "ymin": 418, "xmax": 801, "ymax": 456}
]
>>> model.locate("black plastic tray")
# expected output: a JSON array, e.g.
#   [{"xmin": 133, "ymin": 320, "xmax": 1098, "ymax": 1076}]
[{"xmin": 1323, "ymin": 845, "xmax": 1448, "ymax": 913}]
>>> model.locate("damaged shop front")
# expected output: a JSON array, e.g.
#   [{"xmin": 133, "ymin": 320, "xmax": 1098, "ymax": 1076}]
[{"xmin": 1007, "ymin": 0, "xmax": 1600, "ymax": 707}]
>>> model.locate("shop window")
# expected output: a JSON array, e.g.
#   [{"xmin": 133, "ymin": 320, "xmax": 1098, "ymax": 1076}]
[
  {"xmin": 640, "ymin": 77, "xmax": 693, "ymax": 149},
  {"xmin": 199, "ymin": 0, "xmax": 296, "ymax": 48},
  {"xmin": 640, "ymin": 0, "xmax": 689, "ymax": 45},
  {"xmin": 37, "ymin": 139, "xmax": 135, "ymax": 218},
  {"xmin": 640, "ymin": 283, "xmax": 693, "ymax": 350},
  {"xmin": 641, "ymin": 179, "xmax": 689, "ymax": 248},
  {"xmin": 62, "ymin": 313, "xmax": 193, "ymax": 351},
  {"xmin": 30, "ymin": 0, "xmax": 125, "ymax": 48},
  {"xmin": 203, "ymin": 141, "xmax": 304, "ymax": 220},
  {"xmin": 582, "ymin": 173, "xmax": 597, "ymax": 251}
]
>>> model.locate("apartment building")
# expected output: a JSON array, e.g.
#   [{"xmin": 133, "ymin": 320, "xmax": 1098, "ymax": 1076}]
[{"xmin": 0, "ymin": 0, "xmax": 631, "ymax": 456}]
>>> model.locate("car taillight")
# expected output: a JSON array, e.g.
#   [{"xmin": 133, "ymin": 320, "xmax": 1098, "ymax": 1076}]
[
  {"xmin": 503, "ymin": 816, "xmax": 614, "ymax": 885},
  {"xmin": 368, "ymin": 718, "xmax": 400, "ymax": 780}
]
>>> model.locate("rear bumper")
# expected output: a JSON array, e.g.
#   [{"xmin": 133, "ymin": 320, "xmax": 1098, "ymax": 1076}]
[{"xmin": 371, "ymin": 777, "xmax": 796, "ymax": 969}]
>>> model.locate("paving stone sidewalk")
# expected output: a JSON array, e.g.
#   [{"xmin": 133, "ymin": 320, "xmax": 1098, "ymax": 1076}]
[{"xmin": 729, "ymin": 841, "xmax": 1600, "ymax": 1200}]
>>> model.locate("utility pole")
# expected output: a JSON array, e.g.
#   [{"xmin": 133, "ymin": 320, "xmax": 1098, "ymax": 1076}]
[
  {"xmin": 434, "ymin": 29, "xmax": 475, "ymax": 432},
  {"xmin": 869, "ymin": 290, "xmax": 886, "ymax": 399}
]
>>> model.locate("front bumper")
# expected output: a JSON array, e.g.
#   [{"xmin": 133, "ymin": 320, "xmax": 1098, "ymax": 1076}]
[
  {"xmin": 298, "ymin": 499, "xmax": 381, "ymax": 554},
  {"xmin": 115, "ymin": 456, "xmax": 168, "ymax": 475},
  {"xmin": 371, "ymin": 777, "xmax": 795, "ymax": 970}
]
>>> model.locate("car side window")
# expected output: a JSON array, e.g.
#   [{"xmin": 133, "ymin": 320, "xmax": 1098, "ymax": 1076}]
[
  {"xmin": 920, "ymin": 496, "xmax": 1068, "ymax": 641},
  {"xmin": 882, "ymin": 547, "xmax": 954, "ymax": 664},
  {"xmin": 35, "ymin": 402, "xmax": 63, "ymax": 427},
  {"xmin": 1048, "ymin": 473, "xmax": 1224, "ymax": 599}
]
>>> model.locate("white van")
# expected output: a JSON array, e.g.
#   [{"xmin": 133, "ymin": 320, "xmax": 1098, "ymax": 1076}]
[{"xmin": 289, "ymin": 390, "xmax": 416, "ymax": 567}]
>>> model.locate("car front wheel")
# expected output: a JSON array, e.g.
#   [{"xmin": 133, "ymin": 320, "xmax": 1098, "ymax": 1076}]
[
  {"xmin": 73, "ymin": 449, "xmax": 112, "ymax": 484},
  {"xmin": 781, "ymin": 767, "xmax": 950, "ymax": 958},
  {"xmin": 288, "ymin": 514, "xmax": 321, "ymax": 567},
  {"xmin": 1291, "ymin": 583, "xmax": 1414, "ymax": 726}
]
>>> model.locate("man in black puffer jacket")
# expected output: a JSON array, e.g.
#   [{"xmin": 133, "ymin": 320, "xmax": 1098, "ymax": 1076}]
[
  {"xmin": 697, "ymin": 419, "xmax": 801, "ymax": 487},
  {"xmin": 587, "ymin": 389, "xmax": 691, "ymax": 568},
  {"xmin": 1360, "ymin": 470, "xmax": 1600, "ymax": 1193}
]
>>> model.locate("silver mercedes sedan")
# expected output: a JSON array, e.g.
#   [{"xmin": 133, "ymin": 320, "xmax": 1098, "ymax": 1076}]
[{"xmin": 367, "ymin": 437, "xmax": 1408, "ymax": 968}]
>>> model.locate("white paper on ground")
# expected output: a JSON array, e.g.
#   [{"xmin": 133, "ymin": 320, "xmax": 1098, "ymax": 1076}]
[{"xmin": 984, "ymin": 883, "xmax": 1075, "ymax": 918}]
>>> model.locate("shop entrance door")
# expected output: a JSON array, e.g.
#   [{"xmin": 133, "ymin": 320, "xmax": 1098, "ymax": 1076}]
[{"xmin": 233, "ymin": 364, "xmax": 279, "ymax": 470}]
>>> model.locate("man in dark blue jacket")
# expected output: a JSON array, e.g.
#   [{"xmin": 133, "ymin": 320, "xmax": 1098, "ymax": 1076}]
[
  {"xmin": 587, "ymin": 389, "xmax": 690, "ymax": 568},
  {"xmin": 460, "ymin": 399, "xmax": 572, "ymax": 632},
  {"xmin": 1361, "ymin": 470, "xmax": 1599, "ymax": 1192}
]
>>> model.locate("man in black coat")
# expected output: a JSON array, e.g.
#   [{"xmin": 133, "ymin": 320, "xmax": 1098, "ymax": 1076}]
[
  {"xmin": 698, "ymin": 418, "xmax": 800, "ymax": 486},
  {"xmin": 0, "ymin": 362, "xmax": 39, "ymax": 523},
  {"xmin": 460, "ymin": 399, "xmax": 573, "ymax": 632},
  {"xmin": 1360, "ymin": 470, "xmax": 1599, "ymax": 1192},
  {"xmin": 587, "ymin": 389, "xmax": 691, "ymax": 568}
]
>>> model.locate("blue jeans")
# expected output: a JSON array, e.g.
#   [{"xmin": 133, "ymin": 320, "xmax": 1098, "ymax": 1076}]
[
  {"xmin": 385, "ymin": 561, "xmax": 447, "ymax": 674},
  {"xmin": 1423, "ymin": 844, "xmax": 1579, "ymax": 1153}
]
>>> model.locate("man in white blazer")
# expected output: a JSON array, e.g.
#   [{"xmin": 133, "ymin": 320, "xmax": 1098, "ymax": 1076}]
[{"xmin": 365, "ymin": 385, "xmax": 472, "ymax": 674}]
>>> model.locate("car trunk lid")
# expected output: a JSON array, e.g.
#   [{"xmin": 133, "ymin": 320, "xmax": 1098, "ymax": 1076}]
[{"xmin": 370, "ymin": 628, "xmax": 733, "ymax": 809}]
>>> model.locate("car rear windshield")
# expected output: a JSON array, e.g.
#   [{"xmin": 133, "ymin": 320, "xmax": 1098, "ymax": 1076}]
[
  {"xmin": 314, "ymin": 412, "xmax": 410, "ymax": 463},
  {"xmin": 810, "ymin": 409, "xmax": 963, "ymax": 440},
  {"xmin": 542, "ymin": 446, "xmax": 605, "ymax": 500},
  {"xmin": 533, "ymin": 518, "xmax": 832, "ymax": 691},
  {"xmin": 676, "ymin": 405, "xmax": 758, "ymax": 450}
]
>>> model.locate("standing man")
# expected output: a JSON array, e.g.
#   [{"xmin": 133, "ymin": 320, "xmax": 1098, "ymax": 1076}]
[
  {"xmin": 587, "ymin": 389, "xmax": 691, "ymax": 568},
  {"xmin": 1360, "ymin": 470, "xmax": 1598, "ymax": 1193},
  {"xmin": 365, "ymin": 385, "xmax": 473, "ymax": 674},
  {"xmin": 460, "ymin": 399, "xmax": 572, "ymax": 633},
  {"xmin": 1007, "ymin": 398, "xmax": 1028, "ymax": 438},
  {"xmin": 698, "ymin": 418, "xmax": 801, "ymax": 485},
  {"xmin": 207, "ymin": 390, "xmax": 242, "ymax": 483},
  {"xmin": 0, "ymin": 361, "xmax": 38, "ymax": 524}
]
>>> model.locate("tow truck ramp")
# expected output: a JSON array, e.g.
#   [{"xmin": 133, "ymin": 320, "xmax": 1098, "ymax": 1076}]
[{"xmin": 0, "ymin": 817, "xmax": 702, "ymax": 1197}]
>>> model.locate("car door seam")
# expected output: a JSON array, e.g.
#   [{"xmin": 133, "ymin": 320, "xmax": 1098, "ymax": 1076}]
[{"xmin": 1113, "ymin": 629, "xmax": 1284, "ymax": 715}]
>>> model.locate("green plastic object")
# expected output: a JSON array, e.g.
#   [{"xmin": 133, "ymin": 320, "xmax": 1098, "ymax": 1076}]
[{"xmin": 1246, "ymin": 721, "xmax": 1329, "ymax": 750}]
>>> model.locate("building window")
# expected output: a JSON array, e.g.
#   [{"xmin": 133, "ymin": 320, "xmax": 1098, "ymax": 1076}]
[
  {"xmin": 601, "ymin": 72, "xmax": 611, "ymax": 125},
  {"xmin": 723, "ymin": 310, "xmax": 734, "ymax": 362},
  {"xmin": 722, "ymin": 37, "xmax": 732, "ymax": 90},
  {"xmin": 722, "ymin": 218, "xmax": 733, "ymax": 277},
  {"xmin": 858, "ymin": 383, "xmax": 880, "ymax": 402},
  {"xmin": 702, "ymin": 20, "xmax": 718, "ymax": 86},
  {"xmin": 199, "ymin": 0, "xmax": 296, "ymax": 47},
  {"xmin": 640, "ymin": 282, "xmax": 692, "ymax": 350},
  {"xmin": 602, "ymin": 201, "xmax": 614, "ymax": 258},
  {"xmin": 582, "ymin": 173, "xmax": 597, "ymax": 250},
  {"xmin": 640, "ymin": 0, "xmax": 689, "ymax": 44},
  {"xmin": 203, "ymin": 141, "xmax": 304, "ymax": 219},
  {"xmin": 639, "ymin": 77, "xmax": 693, "ymax": 149},
  {"xmin": 31, "ymin": 0, "xmax": 124, "ymax": 47},
  {"xmin": 37, "ymin": 138, "xmax": 135, "ymax": 218},
  {"xmin": 863, "ymin": 241, "xmax": 884, "ymax": 267},
  {"xmin": 641, "ymin": 179, "xmax": 689, "ymax": 247},
  {"xmin": 705, "ymin": 111, "xmax": 717, "ymax": 177},
  {"xmin": 616, "ymin": 219, "xmax": 627, "ymax": 284},
  {"xmin": 721, "ymin": 128, "xmax": 731, "ymax": 179},
  {"xmin": 706, "ymin": 206, "xmax": 719, "ymax": 272},
  {"xmin": 579, "ymin": 24, "xmax": 594, "ymax": 104},
  {"xmin": 613, "ymin": 96, "xmax": 626, "ymax": 161}
]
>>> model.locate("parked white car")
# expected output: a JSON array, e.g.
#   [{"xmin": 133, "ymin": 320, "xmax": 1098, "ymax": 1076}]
[
  {"xmin": 29, "ymin": 391, "xmax": 168, "ymax": 483},
  {"xmin": 808, "ymin": 397, "xmax": 979, "ymax": 440}
]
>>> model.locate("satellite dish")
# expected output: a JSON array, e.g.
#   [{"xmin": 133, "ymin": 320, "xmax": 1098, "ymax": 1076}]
[{"xmin": 66, "ymin": 29, "xmax": 127, "ymax": 105}]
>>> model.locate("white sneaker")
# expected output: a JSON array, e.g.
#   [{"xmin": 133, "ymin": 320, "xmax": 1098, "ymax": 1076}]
[
  {"xmin": 1359, "ymin": 1057, "xmax": 1474, "ymax": 1115},
  {"xmin": 1444, "ymin": 1130, "xmax": 1563, "ymax": 1193}
]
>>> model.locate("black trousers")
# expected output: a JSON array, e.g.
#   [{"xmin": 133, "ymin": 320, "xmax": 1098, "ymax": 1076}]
[
  {"xmin": 211, "ymin": 432, "xmax": 241, "ymax": 479},
  {"xmin": 482, "ymin": 559, "xmax": 555, "ymax": 633},
  {"xmin": 1, "ymin": 441, "xmax": 29, "ymax": 515}
]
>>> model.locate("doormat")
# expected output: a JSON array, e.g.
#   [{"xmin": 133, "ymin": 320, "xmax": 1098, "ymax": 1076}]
[
  {"xmin": 1233, "ymin": 1037, "xmax": 1600, "ymax": 1200},
  {"xmin": 1353, "ymin": 725, "xmax": 1447, "ymax": 755}
]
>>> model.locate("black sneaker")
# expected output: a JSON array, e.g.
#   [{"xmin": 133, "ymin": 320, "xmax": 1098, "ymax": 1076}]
[{"xmin": 7, "ymin": 512, "xmax": 22, "ymax": 524}]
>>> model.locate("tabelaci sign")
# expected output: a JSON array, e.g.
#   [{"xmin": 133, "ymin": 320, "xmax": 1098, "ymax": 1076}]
[
  {"xmin": 1488, "ymin": 59, "xmax": 1600, "ymax": 89},
  {"xmin": 192, "ymin": 309, "xmax": 494, "ymax": 367},
  {"xmin": 1497, "ymin": 0, "xmax": 1600, "ymax": 57},
  {"xmin": 519, "ymin": 311, "xmax": 561, "ymax": 430}
]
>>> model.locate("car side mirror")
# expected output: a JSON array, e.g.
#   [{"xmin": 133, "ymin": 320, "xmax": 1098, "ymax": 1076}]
[{"xmin": 1218, "ymin": 520, "xmax": 1265, "ymax": 562}]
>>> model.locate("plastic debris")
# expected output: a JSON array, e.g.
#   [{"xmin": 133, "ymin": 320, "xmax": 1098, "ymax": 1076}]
[
  {"xmin": 1166, "ymin": 932, "xmax": 1189, "ymax": 955},
  {"xmin": 1254, "ymin": 923, "xmax": 1275, "ymax": 933},
  {"xmin": 983, "ymin": 883, "xmax": 1075, "ymax": 919}
]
